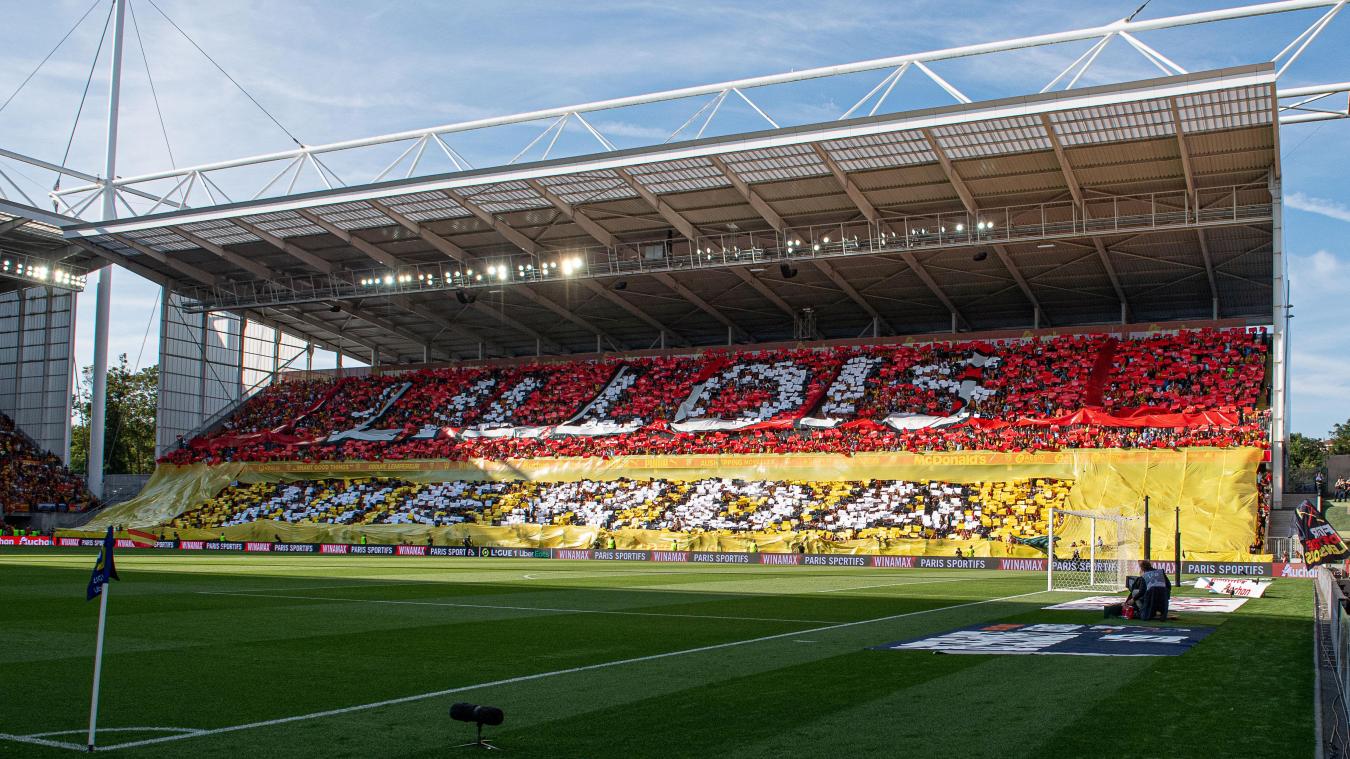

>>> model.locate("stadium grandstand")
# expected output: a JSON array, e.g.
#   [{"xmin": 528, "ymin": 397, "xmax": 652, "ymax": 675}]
[{"xmin": 3, "ymin": 1, "xmax": 1350, "ymax": 756}]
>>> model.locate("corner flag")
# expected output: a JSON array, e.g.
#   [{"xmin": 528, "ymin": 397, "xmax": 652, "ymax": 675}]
[
  {"xmin": 85, "ymin": 525, "xmax": 121, "ymax": 750},
  {"xmin": 86, "ymin": 526, "xmax": 119, "ymax": 601}
]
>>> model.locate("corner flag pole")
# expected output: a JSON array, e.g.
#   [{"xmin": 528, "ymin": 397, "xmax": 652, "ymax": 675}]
[{"xmin": 87, "ymin": 581, "xmax": 110, "ymax": 752}]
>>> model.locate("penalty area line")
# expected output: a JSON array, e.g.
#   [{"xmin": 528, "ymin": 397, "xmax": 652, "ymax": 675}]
[{"xmin": 94, "ymin": 587, "xmax": 1055, "ymax": 753}]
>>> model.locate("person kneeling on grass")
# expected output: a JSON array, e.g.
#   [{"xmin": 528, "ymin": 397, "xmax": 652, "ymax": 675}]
[{"xmin": 1128, "ymin": 560, "xmax": 1172, "ymax": 621}]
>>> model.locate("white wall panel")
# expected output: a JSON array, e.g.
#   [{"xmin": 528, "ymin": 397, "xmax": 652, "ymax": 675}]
[{"xmin": 0, "ymin": 286, "xmax": 75, "ymax": 461}]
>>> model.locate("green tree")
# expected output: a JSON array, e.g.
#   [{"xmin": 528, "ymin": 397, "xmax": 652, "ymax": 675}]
[
  {"xmin": 1330, "ymin": 418, "xmax": 1350, "ymax": 456},
  {"xmin": 1287, "ymin": 432, "xmax": 1326, "ymax": 473},
  {"xmin": 71, "ymin": 355, "xmax": 159, "ymax": 475}
]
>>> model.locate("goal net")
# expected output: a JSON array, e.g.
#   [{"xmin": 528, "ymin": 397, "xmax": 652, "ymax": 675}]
[{"xmin": 1046, "ymin": 507, "xmax": 1144, "ymax": 592}]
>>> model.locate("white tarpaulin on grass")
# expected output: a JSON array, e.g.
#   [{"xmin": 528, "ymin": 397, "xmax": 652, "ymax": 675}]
[
  {"xmin": 1193, "ymin": 577, "xmax": 1270, "ymax": 597},
  {"xmin": 1043, "ymin": 595, "xmax": 1249, "ymax": 613}
]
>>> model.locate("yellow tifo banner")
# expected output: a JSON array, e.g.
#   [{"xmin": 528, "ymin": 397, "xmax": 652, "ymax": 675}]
[{"xmin": 73, "ymin": 447, "xmax": 1265, "ymax": 561}]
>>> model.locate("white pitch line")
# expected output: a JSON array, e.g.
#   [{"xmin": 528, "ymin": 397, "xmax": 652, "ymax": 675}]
[
  {"xmin": 815, "ymin": 576, "xmax": 991, "ymax": 593},
  {"xmin": 0, "ymin": 732, "xmax": 85, "ymax": 751},
  {"xmin": 88, "ymin": 587, "xmax": 1055, "ymax": 753},
  {"xmin": 199, "ymin": 590, "xmax": 837, "ymax": 625},
  {"xmin": 27, "ymin": 727, "xmax": 205, "ymax": 738}
]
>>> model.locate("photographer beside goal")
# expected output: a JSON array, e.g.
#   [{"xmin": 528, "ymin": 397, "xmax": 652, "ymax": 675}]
[{"xmin": 1126, "ymin": 561, "xmax": 1172, "ymax": 621}]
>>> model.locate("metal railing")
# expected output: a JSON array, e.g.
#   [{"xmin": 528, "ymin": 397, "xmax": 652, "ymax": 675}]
[
  {"xmin": 1315, "ymin": 566, "xmax": 1350, "ymax": 758},
  {"xmin": 178, "ymin": 185, "xmax": 1272, "ymax": 313}
]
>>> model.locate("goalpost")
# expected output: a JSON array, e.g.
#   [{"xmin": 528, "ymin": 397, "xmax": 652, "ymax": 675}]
[{"xmin": 1046, "ymin": 507, "xmax": 1144, "ymax": 592}]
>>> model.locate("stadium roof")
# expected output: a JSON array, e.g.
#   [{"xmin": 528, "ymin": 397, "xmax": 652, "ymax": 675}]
[{"xmin": 58, "ymin": 64, "xmax": 1278, "ymax": 362}]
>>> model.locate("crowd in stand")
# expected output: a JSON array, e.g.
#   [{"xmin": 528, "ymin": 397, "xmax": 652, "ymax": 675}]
[
  {"xmin": 0, "ymin": 412, "xmax": 94, "ymax": 515},
  {"xmin": 160, "ymin": 328, "xmax": 1270, "ymax": 465},
  {"xmin": 170, "ymin": 475, "xmax": 1068, "ymax": 542}
]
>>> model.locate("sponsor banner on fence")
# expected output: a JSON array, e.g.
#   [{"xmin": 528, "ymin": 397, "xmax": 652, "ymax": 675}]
[
  {"xmin": 1182, "ymin": 561, "xmax": 1270, "ymax": 577},
  {"xmin": 692, "ymin": 552, "xmax": 753, "ymax": 564},
  {"xmin": 914, "ymin": 557, "xmax": 999, "ymax": 570},
  {"xmin": 27, "ymin": 537, "xmax": 1298, "ymax": 578},
  {"xmin": 875, "ymin": 622, "xmax": 1216, "ymax": 656},
  {"xmin": 272, "ymin": 543, "xmax": 317, "ymax": 553},
  {"xmin": 1273, "ymin": 562, "xmax": 1315, "ymax": 578},
  {"xmin": 481, "ymin": 547, "xmax": 549, "ymax": 559},
  {"xmin": 351, "ymin": 545, "xmax": 395, "ymax": 555},
  {"xmin": 0, "ymin": 535, "xmax": 53, "ymax": 546},
  {"xmin": 429, "ymin": 546, "xmax": 476, "ymax": 557},
  {"xmin": 1043, "ymin": 596, "xmax": 1249, "ymax": 613},
  {"xmin": 805, "ymin": 554, "xmax": 867, "ymax": 567},
  {"xmin": 593, "ymin": 549, "xmax": 651, "ymax": 562}
]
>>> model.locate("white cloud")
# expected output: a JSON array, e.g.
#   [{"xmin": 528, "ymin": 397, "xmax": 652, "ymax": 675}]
[
  {"xmin": 1289, "ymin": 248, "xmax": 1348, "ymax": 298},
  {"xmin": 1286, "ymin": 192, "xmax": 1350, "ymax": 224}
]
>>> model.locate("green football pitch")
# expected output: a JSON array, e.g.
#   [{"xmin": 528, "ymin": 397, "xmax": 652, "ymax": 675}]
[{"xmin": 0, "ymin": 550, "xmax": 1313, "ymax": 758}]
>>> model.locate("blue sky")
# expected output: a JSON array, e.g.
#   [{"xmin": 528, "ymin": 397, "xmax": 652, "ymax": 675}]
[{"xmin": 1, "ymin": 0, "xmax": 1347, "ymax": 435}]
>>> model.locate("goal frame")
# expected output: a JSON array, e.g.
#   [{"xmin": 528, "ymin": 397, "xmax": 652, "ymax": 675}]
[{"xmin": 1045, "ymin": 506, "xmax": 1144, "ymax": 592}]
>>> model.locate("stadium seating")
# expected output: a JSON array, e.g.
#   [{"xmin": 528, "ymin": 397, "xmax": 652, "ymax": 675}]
[
  {"xmin": 168, "ymin": 476, "xmax": 1070, "ymax": 542},
  {"xmin": 161, "ymin": 327, "xmax": 1269, "ymax": 465},
  {"xmin": 0, "ymin": 411, "xmax": 94, "ymax": 514}
]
